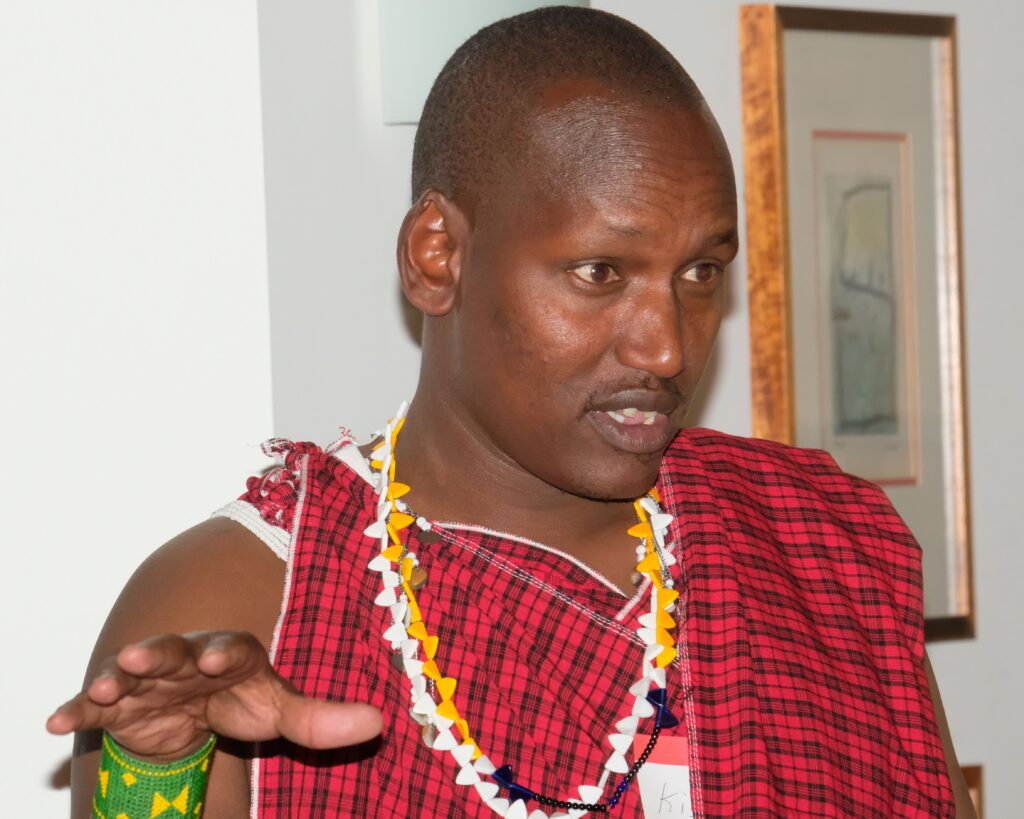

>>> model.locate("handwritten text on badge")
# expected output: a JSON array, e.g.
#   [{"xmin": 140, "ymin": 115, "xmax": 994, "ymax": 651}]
[{"xmin": 633, "ymin": 734, "xmax": 693, "ymax": 817}]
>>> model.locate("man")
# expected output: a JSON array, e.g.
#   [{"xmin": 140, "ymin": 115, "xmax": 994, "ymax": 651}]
[{"xmin": 48, "ymin": 7, "xmax": 973, "ymax": 817}]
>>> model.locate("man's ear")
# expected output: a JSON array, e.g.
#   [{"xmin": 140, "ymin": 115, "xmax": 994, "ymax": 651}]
[{"xmin": 397, "ymin": 191, "xmax": 468, "ymax": 317}]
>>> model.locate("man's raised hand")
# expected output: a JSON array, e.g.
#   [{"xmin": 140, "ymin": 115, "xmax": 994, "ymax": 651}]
[{"xmin": 46, "ymin": 630, "xmax": 383, "ymax": 761}]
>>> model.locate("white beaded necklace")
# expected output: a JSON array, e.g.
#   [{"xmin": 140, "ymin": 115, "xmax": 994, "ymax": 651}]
[{"xmin": 363, "ymin": 403, "xmax": 680, "ymax": 818}]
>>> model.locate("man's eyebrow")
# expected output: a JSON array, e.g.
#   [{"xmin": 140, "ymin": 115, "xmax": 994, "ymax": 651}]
[
  {"xmin": 596, "ymin": 223, "xmax": 739, "ymax": 246},
  {"xmin": 706, "ymin": 228, "xmax": 739, "ymax": 248},
  {"xmin": 602, "ymin": 220, "xmax": 649, "ymax": 238}
]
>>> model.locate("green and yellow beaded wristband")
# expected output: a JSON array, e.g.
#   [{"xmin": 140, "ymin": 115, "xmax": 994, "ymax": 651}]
[{"xmin": 93, "ymin": 732, "xmax": 216, "ymax": 818}]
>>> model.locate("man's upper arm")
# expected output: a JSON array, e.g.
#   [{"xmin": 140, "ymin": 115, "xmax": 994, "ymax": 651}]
[{"xmin": 68, "ymin": 517, "xmax": 285, "ymax": 818}]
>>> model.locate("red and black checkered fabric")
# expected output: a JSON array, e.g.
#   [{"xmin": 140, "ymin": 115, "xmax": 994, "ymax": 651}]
[{"xmin": 239, "ymin": 429, "xmax": 953, "ymax": 817}]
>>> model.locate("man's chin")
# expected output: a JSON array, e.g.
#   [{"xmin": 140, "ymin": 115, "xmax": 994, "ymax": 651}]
[{"xmin": 555, "ymin": 457, "xmax": 665, "ymax": 503}]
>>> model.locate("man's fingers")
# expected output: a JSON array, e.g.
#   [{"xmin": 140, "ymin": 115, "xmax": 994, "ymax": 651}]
[
  {"xmin": 192, "ymin": 631, "xmax": 268, "ymax": 680},
  {"xmin": 47, "ymin": 630, "xmax": 256, "ymax": 736},
  {"xmin": 45, "ymin": 700, "xmax": 80, "ymax": 735},
  {"xmin": 85, "ymin": 655, "xmax": 144, "ymax": 706},
  {"xmin": 48, "ymin": 630, "xmax": 276, "ymax": 753},
  {"xmin": 47, "ymin": 658, "xmax": 142, "ymax": 734},
  {"xmin": 114, "ymin": 630, "xmax": 266, "ymax": 683},
  {"xmin": 116, "ymin": 633, "xmax": 194, "ymax": 678},
  {"xmin": 46, "ymin": 692, "xmax": 112, "ymax": 736},
  {"xmin": 276, "ymin": 691, "xmax": 384, "ymax": 750}
]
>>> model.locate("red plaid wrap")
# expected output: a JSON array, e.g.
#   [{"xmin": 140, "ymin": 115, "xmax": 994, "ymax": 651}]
[{"xmin": 238, "ymin": 429, "xmax": 953, "ymax": 817}]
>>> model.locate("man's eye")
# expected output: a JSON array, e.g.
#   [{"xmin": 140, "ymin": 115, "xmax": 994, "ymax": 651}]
[
  {"xmin": 681, "ymin": 263, "xmax": 723, "ymax": 284},
  {"xmin": 569, "ymin": 263, "xmax": 620, "ymax": 285}
]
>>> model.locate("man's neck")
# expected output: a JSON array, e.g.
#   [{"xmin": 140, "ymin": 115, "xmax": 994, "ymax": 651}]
[{"xmin": 392, "ymin": 394, "xmax": 642, "ymax": 594}]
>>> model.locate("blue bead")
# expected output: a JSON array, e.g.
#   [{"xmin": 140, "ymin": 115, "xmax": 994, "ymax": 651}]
[
  {"xmin": 492, "ymin": 765, "xmax": 535, "ymax": 804},
  {"xmin": 509, "ymin": 784, "xmax": 535, "ymax": 804},
  {"xmin": 492, "ymin": 764, "xmax": 514, "ymax": 788},
  {"xmin": 645, "ymin": 687, "xmax": 679, "ymax": 728},
  {"xmin": 646, "ymin": 688, "xmax": 668, "ymax": 709},
  {"xmin": 655, "ymin": 705, "xmax": 680, "ymax": 729}
]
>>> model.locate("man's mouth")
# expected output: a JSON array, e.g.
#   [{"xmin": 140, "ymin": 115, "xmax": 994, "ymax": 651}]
[
  {"xmin": 583, "ymin": 387, "xmax": 682, "ymax": 454},
  {"xmin": 587, "ymin": 406, "xmax": 676, "ymax": 455},
  {"xmin": 603, "ymin": 408, "xmax": 661, "ymax": 426}
]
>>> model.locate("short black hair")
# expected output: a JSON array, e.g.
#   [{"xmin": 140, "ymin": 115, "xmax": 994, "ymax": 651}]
[{"xmin": 411, "ymin": 5, "xmax": 705, "ymax": 208}]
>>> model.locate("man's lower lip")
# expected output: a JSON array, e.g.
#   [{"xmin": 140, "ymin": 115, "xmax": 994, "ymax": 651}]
[{"xmin": 587, "ymin": 411, "xmax": 676, "ymax": 455}]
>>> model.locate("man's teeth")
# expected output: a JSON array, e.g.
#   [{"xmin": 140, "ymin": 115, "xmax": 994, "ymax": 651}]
[{"xmin": 606, "ymin": 409, "xmax": 659, "ymax": 426}]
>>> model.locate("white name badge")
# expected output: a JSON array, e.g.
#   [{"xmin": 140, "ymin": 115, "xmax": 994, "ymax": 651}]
[{"xmin": 633, "ymin": 734, "xmax": 693, "ymax": 818}]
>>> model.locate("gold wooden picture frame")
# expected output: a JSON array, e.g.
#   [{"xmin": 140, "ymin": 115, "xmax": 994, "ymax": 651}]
[
  {"xmin": 962, "ymin": 765, "xmax": 984, "ymax": 818},
  {"xmin": 739, "ymin": 5, "xmax": 974, "ymax": 640}
]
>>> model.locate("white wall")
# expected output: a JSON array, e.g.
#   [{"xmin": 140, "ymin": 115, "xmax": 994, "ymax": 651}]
[
  {"xmin": 0, "ymin": 2, "xmax": 273, "ymax": 814},
  {"xmin": 258, "ymin": 0, "xmax": 421, "ymax": 441},
  {"xmin": 259, "ymin": 0, "xmax": 1023, "ymax": 814}
]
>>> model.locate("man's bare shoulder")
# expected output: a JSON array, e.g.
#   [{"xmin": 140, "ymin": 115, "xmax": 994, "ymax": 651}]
[{"xmin": 92, "ymin": 517, "xmax": 285, "ymax": 657}]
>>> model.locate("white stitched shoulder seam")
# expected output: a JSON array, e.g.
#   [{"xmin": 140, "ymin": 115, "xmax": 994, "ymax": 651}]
[{"xmin": 210, "ymin": 500, "xmax": 289, "ymax": 561}]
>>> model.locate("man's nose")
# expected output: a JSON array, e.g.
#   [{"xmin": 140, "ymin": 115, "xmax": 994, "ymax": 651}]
[{"xmin": 614, "ymin": 286, "xmax": 685, "ymax": 380}]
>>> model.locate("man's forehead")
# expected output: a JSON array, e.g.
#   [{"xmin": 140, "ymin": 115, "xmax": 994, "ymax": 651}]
[{"xmin": 518, "ymin": 95, "xmax": 733, "ymax": 200}]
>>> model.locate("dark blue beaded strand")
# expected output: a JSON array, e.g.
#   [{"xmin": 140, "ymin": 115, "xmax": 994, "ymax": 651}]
[{"xmin": 491, "ymin": 688, "xmax": 678, "ymax": 814}]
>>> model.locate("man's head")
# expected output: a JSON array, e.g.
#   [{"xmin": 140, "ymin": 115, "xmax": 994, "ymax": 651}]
[
  {"xmin": 411, "ymin": 5, "xmax": 706, "ymax": 214},
  {"xmin": 398, "ymin": 6, "xmax": 738, "ymax": 501}
]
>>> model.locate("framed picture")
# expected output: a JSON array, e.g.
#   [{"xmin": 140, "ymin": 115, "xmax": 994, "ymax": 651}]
[{"xmin": 739, "ymin": 5, "xmax": 974, "ymax": 640}]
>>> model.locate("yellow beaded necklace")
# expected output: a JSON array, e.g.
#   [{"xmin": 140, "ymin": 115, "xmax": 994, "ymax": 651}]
[{"xmin": 364, "ymin": 404, "xmax": 680, "ymax": 818}]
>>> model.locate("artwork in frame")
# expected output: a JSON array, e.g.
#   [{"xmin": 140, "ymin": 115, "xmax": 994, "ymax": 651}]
[
  {"xmin": 814, "ymin": 130, "xmax": 919, "ymax": 483},
  {"xmin": 739, "ymin": 5, "xmax": 974, "ymax": 640}
]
